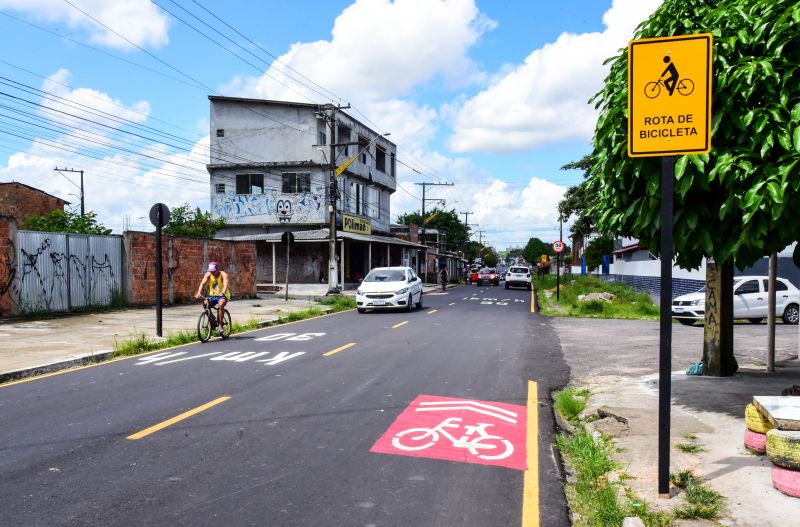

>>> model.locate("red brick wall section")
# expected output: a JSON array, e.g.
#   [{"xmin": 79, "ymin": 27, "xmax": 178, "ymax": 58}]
[
  {"xmin": 0, "ymin": 183, "xmax": 66, "ymax": 225},
  {"xmin": 124, "ymin": 231, "xmax": 256, "ymax": 306},
  {"xmin": 0, "ymin": 216, "xmax": 19, "ymax": 316}
]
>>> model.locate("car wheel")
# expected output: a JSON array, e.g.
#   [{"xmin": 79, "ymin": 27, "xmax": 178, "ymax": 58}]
[
  {"xmin": 357, "ymin": 308, "xmax": 366, "ymax": 314},
  {"xmin": 406, "ymin": 294, "xmax": 413, "ymax": 312},
  {"xmin": 677, "ymin": 319, "xmax": 696, "ymax": 326},
  {"xmin": 527, "ymin": 283, "xmax": 532, "ymax": 290},
  {"xmin": 782, "ymin": 304, "xmax": 799, "ymax": 325},
  {"xmin": 476, "ymin": 281, "xmax": 480, "ymax": 286},
  {"xmin": 416, "ymin": 292, "xmax": 423, "ymax": 309},
  {"xmin": 748, "ymin": 318, "xmax": 764, "ymax": 324},
  {"xmin": 505, "ymin": 283, "xmax": 509, "ymax": 289}
]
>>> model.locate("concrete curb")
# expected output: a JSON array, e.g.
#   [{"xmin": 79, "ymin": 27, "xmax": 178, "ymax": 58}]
[{"xmin": 0, "ymin": 349, "xmax": 115, "ymax": 384}]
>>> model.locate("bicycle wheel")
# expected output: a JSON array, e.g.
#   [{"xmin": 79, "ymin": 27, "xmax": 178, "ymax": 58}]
[
  {"xmin": 197, "ymin": 311, "xmax": 213, "ymax": 342},
  {"xmin": 220, "ymin": 309, "xmax": 232, "ymax": 339},
  {"xmin": 677, "ymin": 78, "xmax": 694, "ymax": 96},
  {"xmin": 391, "ymin": 428, "xmax": 438, "ymax": 451},
  {"xmin": 470, "ymin": 436, "xmax": 515, "ymax": 461},
  {"xmin": 644, "ymin": 81, "xmax": 661, "ymax": 99}
]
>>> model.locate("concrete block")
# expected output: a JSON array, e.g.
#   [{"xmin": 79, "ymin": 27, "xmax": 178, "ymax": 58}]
[{"xmin": 622, "ymin": 518, "xmax": 645, "ymax": 527}]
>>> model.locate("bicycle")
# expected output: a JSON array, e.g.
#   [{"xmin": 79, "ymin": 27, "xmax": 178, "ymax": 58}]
[
  {"xmin": 644, "ymin": 77, "xmax": 694, "ymax": 99},
  {"xmin": 197, "ymin": 296, "xmax": 232, "ymax": 342},
  {"xmin": 391, "ymin": 416, "xmax": 514, "ymax": 461}
]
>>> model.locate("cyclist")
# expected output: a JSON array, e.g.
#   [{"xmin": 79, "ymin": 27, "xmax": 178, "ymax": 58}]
[
  {"xmin": 661, "ymin": 55, "xmax": 679, "ymax": 96},
  {"xmin": 439, "ymin": 265, "xmax": 448, "ymax": 291},
  {"xmin": 194, "ymin": 262, "xmax": 230, "ymax": 335}
]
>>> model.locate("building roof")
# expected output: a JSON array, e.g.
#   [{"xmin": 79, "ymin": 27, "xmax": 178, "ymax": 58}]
[
  {"xmin": 0, "ymin": 182, "xmax": 69, "ymax": 204},
  {"xmin": 218, "ymin": 228, "xmax": 426, "ymax": 249},
  {"xmin": 612, "ymin": 244, "xmax": 642, "ymax": 255}
]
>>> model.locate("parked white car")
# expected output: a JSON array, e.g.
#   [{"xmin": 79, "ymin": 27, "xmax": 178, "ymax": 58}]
[
  {"xmin": 505, "ymin": 266, "xmax": 532, "ymax": 290},
  {"xmin": 671, "ymin": 275, "xmax": 800, "ymax": 325},
  {"xmin": 356, "ymin": 266, "xmax": 423, "ymax": 313}
]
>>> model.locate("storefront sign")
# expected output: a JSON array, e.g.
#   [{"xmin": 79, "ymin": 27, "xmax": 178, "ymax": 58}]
[{"xmin": 343, "ymin": 214, "xmax": 372, "ymax": 235}]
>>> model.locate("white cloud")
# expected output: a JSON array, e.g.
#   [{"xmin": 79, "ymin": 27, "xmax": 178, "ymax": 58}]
[
  {"xmin": 224, "ymin": 0, "xmax": 494, "ymax": 103},
  {"xmin": 0, "ymin": 0, "xmax": 170, "ymax": 49},
  {"xmin": 449, "ymin": 0, "xmax": 662, "ymax": 153}
]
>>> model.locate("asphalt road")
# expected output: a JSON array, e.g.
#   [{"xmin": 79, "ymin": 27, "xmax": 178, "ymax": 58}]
[{"xmin": 0, "ymin": 284, "xmax": 570, "ymax": 527}]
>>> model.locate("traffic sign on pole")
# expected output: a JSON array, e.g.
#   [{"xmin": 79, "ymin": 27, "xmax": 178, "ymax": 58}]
[
  {"xmin": 628, "ymin": 34, "xmax": 712, "ymax": 157},
  {"xmin": 552, "ymin": 241, "xmax": 565, "ymax": 253}
]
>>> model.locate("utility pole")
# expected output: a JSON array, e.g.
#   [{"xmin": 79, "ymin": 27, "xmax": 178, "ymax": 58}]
[
  {"xmin": 54, "ymin": 167, "xmax": 84, "ymax": 216},
  {"xmin": 415, "ymin": 182, "xmax": 453, "ymax": 280},
  {"xmin": 320, "ymin": 103, "xmax": 350, "ymax": 295},
  {"xmin": 460, "ymin": 210, "xmax": 473, "ymax": 267}
]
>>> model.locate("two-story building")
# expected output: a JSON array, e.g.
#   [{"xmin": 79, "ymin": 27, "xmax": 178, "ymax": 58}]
[{"xmin": 207, "ymin": 96, "xmax": 424, "ymax": 285}]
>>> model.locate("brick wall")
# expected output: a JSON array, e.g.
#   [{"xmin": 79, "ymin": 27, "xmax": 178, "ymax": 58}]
[
  {"xmin": 124, "ymin": 231, "xmax": 256, "ymax": 306},
  {"xmin": 0, "ymin": 216, "xmax": 18, "ymax": 316},
  {"xmin": 0, "ymin": 183, "xmax": 66, "ymax": 225}
]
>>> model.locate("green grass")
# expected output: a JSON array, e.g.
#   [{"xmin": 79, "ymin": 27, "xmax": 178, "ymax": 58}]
[
  {"xmin": 670, "ymin": 470, "xmax": 724, "ymax": 520},
  {"xmin": 553, "ymin": 386, "xmax": 590, "ymax": 421},
  {"xmin": 315, "ymin": 295, "xmax": 357, "ymax": 312},
  {"xmin": 535, "ymin": 275, "xmax": 659, "ymax": 320},
  {"xmin": 676, "ymin": 442, "xmax": 707, "ymax": 454}
]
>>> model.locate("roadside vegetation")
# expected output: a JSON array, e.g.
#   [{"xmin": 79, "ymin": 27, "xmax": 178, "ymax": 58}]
[
  {"xmin": 535, "ymin": 275, "xmax": 659, "ymax": 320},
  {"xmin": 112, "ymin": 296, "xmax": 356, "ymax": 357},
  {"xmin": 552, "ymin": 387, "xmax": 725, "ymax": 526}
]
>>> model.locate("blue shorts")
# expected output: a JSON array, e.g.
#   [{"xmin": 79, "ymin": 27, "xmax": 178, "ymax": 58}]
[{"xmin": 207, "ymin": 295, "xmax": 228, "ymax": 307}]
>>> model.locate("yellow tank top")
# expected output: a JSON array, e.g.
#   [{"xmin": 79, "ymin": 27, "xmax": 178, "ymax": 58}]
[{"xmin": 209, "ymin": 273, "xmax": 231, "ymax": 299}]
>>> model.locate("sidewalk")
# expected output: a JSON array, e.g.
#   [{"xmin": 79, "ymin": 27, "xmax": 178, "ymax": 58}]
[
  {"xmin": 550, "ymin": 316, "xmax": 800, "ymax": 526},
  {"xmin": 0, "ymin": 283, "xmax": 442, "ymax": 382}
]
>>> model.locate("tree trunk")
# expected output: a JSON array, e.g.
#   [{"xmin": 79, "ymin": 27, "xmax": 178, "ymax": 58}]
[{"xmin": 703, "ymin": 259, "xmax": 738, "ymax": 376}]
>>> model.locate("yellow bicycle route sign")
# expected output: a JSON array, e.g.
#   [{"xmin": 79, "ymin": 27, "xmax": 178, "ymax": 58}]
[{"xmin": 628, "ymin": 33, "xmax": 712, "ymax": 157}]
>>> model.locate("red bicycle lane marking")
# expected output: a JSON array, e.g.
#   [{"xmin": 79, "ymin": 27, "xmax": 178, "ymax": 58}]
[{"xmin": 370, "ymin": 395, "xmax": 527, "ymax": 471}]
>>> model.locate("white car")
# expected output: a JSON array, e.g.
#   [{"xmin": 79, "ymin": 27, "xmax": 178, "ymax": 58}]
[
  {"xmin": 671, "ymin": 275, "xmax": 800, "ymax": 325},
  {"xmin": 505, "ymin": 266, "xmax": 532, "ymax": 290},
  {"xmin": 356, "ymin": 266, "xmax": 423, "ymax": 313}
]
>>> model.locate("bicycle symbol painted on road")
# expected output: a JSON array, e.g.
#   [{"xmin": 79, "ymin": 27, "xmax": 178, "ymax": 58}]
[
  {"xmin": 370, "ymin": 395, "xmax": 528, "ymax": 470},
  {"xmin": 392, "ymin": 416, "xmax": 514, "ymax": 460}
]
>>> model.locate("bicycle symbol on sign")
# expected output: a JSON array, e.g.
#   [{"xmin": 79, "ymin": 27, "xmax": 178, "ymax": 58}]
[
  {"xmin": 391, "ymin": 416, "xmax": 514, "ymax": 460},
  {"xmin": 644, "ymin": 55, "xmax": 695, "ymax": 99}
]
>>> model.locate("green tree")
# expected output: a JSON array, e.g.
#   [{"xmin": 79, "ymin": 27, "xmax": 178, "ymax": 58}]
[
  {"xmin": 23, "ymin": 210, "xmax": 111, "ymax": 235},
  {"xmin": 583, "ymin": 236, "xmax": 614, "ymax": 272},
  {"xmin": 397, "ymin": 208, "xmax": 469, "ymax": 253},
  {"xmin": 163, "ymin": 204, "xmax": 226, "ymax": 239},
  {"xmin": 558, "ymin": 156, "xmax": 596, "ymax": 241},
  {"xmin": 482, "ymin": 247, "xmax": 498, "ymax": 267},
  {"xmin": 522, "ymin": 237, "xmax": 552, "ymax": 264},
  {"xmin": 589, "ymin": 0, "xmax": 800, "ymax": 375}
]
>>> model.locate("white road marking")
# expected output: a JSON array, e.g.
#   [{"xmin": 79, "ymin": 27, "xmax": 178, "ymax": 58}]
[
  {"xmin": 256, "ymin": 351, "xmax": 306, "ymax": 365},
  {"xmin": 155, "ymin": 352, "xmax": 223, "ymax": 365},
  {"xmin": 286, "ymin": 332, "xmax": 326, "ymax": 341},
  {"xmin": 210, "ymin": 352, "xmax": 270, "ymax": 362},
  {"xmin": 135, "ymin": 352, "xmax": 187, "ymax": 365}
]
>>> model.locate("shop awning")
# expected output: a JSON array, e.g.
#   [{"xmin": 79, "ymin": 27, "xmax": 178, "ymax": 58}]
[{"xmin": 218, "ymin": 228, "xmax": 426, "ymax": 249}]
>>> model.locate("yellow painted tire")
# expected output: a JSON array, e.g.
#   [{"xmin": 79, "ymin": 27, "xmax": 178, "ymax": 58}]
[
  {"xmin": 766, "ymin": 429, "xmax": 800, "ymax": 470},
  {"xmin": 745, "ymin": 403, "xmax": 773, "ymax": 434}
]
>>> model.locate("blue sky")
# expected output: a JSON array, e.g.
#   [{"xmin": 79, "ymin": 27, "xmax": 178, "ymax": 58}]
[{"xmin": 0, "ymin": 0, "xmax": 661, "ymax": 248}]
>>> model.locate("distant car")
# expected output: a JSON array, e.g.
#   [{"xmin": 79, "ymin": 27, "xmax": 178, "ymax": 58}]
[
  {"xmin": 505, "ymin": 266, "xmax": 532, "ymax": 290},
  {"xmin": 497, "ymin": 266, "xmax": 507, "ymax": 280},
  {"xmin": 671, "ymin": 275, "xmax": 800, "ymax": 325},
  {"xmin": 468, "ymin": 267, "xmax": 479, "ymax": 283},
  {"xmin": 476, "ymin": 267, "xmax": 499, "ymax": 286},
  {"xmin": 356, "ymin": 266, "xmax": 423, "ymax": 313}
]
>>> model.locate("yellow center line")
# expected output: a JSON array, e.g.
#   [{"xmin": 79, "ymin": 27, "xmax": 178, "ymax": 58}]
[
  {"xmin": 127, "ymin": 396, "xmax": 230, "ymax": 440},
  {"xmin": 323, "ymin": 342, "xmax": 356, "ymax": 357},
  {"xmin": 391, "ymin": 321, "xmax": 409, "ymax": 329},
  {"xmin": 522, "ymin": 380, "xmax": 540, "ymax": 527},
  {"xmin": 427, "ymin": 309, "xmax": 438, "ymax": 315}
]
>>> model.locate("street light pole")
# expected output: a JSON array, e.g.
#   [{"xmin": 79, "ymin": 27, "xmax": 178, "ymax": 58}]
[{"xmin": 326, "ymin": 106, "xmax": 340, "ymax": 295}]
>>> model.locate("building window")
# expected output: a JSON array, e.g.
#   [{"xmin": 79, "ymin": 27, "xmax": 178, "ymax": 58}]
[
  {"xmin": 318, "ymin": 131, "xmax": 326, "ymax": 146},
  {"xmin": 390, "ymin": 153, "xmax": 396, "ymax": 178},
  {"xmin": 359, "ymin": 136, "xmax": 369, "ymax": 164},
  {"xmin": 349, "ymin": 181, "xmax": 365, "ymax": 215},
  {"xmin": 282, "ymin": 172, "xmax": 311, "ymax": 193},
  {"xmin": 337, "ymin": 125, "xmax": 351, "ymax": 156},
  {"xmin": 368, "ymin": 187, "xmax": 381, "ymax": 219},
  {"xmin": 375, "ymin": 146, "xmax": 386, "ymax": 172},
  {"xmin": 216, "ymin": 129, "xmax": 224, "ymax": 137},
  {"xmin": 215, "ymin": 183, "xmax": 226, "ymax": 194},
  {"xmin": 236, "ymin": 173, "xmax": 264, "ymax": 195}
]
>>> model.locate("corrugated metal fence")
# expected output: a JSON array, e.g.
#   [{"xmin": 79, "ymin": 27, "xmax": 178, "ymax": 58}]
[{"xmin": 16, "ymin": 231, "xmax": 122, "ymax": 313}]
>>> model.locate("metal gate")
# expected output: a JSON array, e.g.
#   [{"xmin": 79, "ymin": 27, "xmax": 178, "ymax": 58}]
[{"xmin": 16, "ymin": 231, "xmax": 122, "ymax": 313}]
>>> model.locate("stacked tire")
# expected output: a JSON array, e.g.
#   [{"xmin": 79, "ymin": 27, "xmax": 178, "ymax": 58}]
[{"xmin": 745, "ymin": 402, "xmax": 800, "ymax": 498}]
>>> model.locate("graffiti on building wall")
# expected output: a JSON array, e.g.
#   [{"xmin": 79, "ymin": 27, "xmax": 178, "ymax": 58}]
[
  {"xmin": 211, "ymin": 190, "xmax": 325, "ymax": 224},
  {"xmin": 0, "ymin": 231, "xmax": 19, "ymax": 313}
]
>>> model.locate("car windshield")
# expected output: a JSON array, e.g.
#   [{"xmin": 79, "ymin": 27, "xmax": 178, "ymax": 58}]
[
  {"xmin": 510, "ymin": 267, "xmax": 527, "ymax": 273},
  {"xmin": 480, "ymin": 268, "xmax": 495, "ymax": 274},
  {"xmin": 364, "ymin": 270, "xmax": 406, "ymax": 282}
]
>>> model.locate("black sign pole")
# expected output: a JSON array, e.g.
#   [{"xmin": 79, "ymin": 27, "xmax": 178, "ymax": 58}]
[
  {"xmin": 658, "ymin": 155, "xmax": 675, "ymax": 497},
  {"xmin": 156, "ymin": 206, "xmax": 163, "ymax": 337},
  {"xmin": 285, "ymin": 241, "xmax": 290, "ymax": 302}
]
